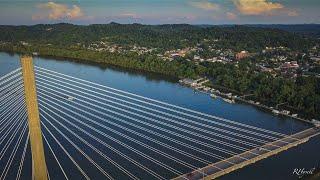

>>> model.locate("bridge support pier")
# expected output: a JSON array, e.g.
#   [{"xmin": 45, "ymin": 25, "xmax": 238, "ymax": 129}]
[{"xmin": 20, "ymin": 56, "xmax": 48, "ymax": 180}]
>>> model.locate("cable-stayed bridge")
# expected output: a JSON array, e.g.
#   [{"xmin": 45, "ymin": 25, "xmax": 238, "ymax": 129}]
[{"xmin": 0, "ymin": 57, "xmax": 319, "ymax": 180}]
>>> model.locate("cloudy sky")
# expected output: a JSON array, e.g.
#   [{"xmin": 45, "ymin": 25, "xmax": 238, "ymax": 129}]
[{"xmin": 0, "ymin": 0, "xmax": 319, "ymax": 25}]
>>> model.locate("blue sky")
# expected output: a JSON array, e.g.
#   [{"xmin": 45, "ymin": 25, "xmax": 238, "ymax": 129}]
[{"xmin": 0, "ymin": 0, "xmax": 319, "ymax": 25}]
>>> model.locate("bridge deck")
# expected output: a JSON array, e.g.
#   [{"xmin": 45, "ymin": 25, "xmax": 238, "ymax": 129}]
[{"xmin": 173, "ymin": 127, "xmax": 320, "ymax": 180}]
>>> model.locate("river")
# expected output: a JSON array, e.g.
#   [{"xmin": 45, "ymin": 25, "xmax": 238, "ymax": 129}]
[{"xmin": 0, "ymin": 52, "xmax": 319, "ymax": 180}]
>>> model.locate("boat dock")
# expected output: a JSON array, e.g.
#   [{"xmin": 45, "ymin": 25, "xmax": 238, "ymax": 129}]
[{"xmin": 179, "ymin": 78, "xmax": 318, "ymax": 124}]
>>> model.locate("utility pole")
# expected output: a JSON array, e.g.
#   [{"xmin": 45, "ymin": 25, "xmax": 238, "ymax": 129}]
[{"xmin": 20, "ymin": 56, "xmax": 48, "ymax": 180}]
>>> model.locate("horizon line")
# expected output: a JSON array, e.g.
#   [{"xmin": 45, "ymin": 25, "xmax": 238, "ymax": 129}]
[{"xmin": 1, "ymin": 22, "xmax": 320, "ymax": 26}]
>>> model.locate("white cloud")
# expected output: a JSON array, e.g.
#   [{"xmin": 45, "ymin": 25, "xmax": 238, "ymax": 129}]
[
  {"xmin": 226, "ymin": 12, "xmax": 237, "ymax": 20},
  {"xmin": 233, "ymin": 0, "xmax": 284, "ymax": 15},
  {"xmin": 189, "ymin": 1, "xmax": 220, "ymax": 11},
  {"xmin": 33, "ymin": 2, "xmax": 84, "ymax": 20},
  {"xmin": 119, "ymin": 13, "xmax": 141, "ymax": 19},
  {"xmin": 288, "ymin": 10, "xmax": 299, "ymax": 17}
]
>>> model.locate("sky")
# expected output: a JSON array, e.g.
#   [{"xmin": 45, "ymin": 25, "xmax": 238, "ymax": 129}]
[{"xmin": 0, "ymin": 0, "xmax": 319, "ymax": 25}]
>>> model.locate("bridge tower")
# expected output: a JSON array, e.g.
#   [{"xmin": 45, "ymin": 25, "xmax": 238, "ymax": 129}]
[{"xmin": 20, "ymin": 56, "xmax": 48, "ymax": 180}]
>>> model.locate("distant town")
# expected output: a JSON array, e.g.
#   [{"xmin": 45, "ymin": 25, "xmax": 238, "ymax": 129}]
[
  {"xmin": 0, "ymin": 23, "xmax": 319, "ymax": 121},
  {"xmin": 8, "ymin": 35, "xmax": 320, "ymax": 80},
  {"xmin": 8, "ymin": 37, "xmax": 319, "ymax": 123},
  {"xmin": 84, "ymin": 39, "xmax": 320, "ymax": 79}
]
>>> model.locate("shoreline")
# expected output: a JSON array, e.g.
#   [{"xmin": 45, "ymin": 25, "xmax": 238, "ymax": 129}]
[
  {"xmin": 1, "ymin": 51, "xmax": 180, "ymax": 82},
  {"xmin": 1, "ymin": 50, "xmax": 317, "ymax": 123},
  {"xmin": 179, "ymin": 78, "xmax": 315, "ymax": 125},
  {"xmin": 234, "ymin": 97, "xmax": 313, "ymax": 124}
]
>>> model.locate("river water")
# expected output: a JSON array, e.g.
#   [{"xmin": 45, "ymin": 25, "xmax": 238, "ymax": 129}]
[{"xmin": 0, "ymin": 52, "xmax": 319, "ymax": 180}]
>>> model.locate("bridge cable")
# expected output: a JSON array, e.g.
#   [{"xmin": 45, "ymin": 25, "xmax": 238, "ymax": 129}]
[
  {"xmin": 0, "ymin": 72, "xmax": 22, "ymax": 88},
  {"xmin": 38, "ymin": 92, "xmax": 240, "ymax": 160},
  {"xmin": 0, "ymin": 123, "xmax": 28, "ymax": 180},
  {"xmin": 40, "ymin": 108, "xmax": 165, "ymax": 180},
  {"xmin": 40, "ymin": 93, "xmax": 232, "ymax": 160},
  {"xmin": 35, "ymin": 70, "xmax": 285, "ymax": 140},
  {"xmin": 40, "ymin": 122, "xmax": 90, "ymax": 180},
  {"xmin": 36, "ymin": 86, "xmax": 254, "ymax": 153},
  {"xmin": 39, "ymin": 99, "xmax": 190, "ymax": 177},
  {"xmin": 40, "ymin": 115, "xmax": 114, "ymax": 180},
  {"xmin": 0, "ymin": 111, "xmax": 27, "ymax": 160},
  {"xmin": 35, "ymin": 78, "xmax": 269, "ymax": 147},
  {"xmin": 0, "ymin": 98, "xmax": 26, "ymax": 143},
  {"xmin": 35, "ymin": 67, "xmax": 287, "ymax": 137},
  {"xmin": 39, "ymin": 84, "xmax": 280, "ymax": 153},
  {"xmin": 41, "ymin": 108, "xmax": 145, "ymax": 180},
  {"xmin": 0, "ymin": 68, "xmax": 21, "ymax": 82},
  {"xmin": 0, "ymin": 85, "xmax": 24, "ymax": 109},
  {"xmin": 37, "ymin": 91, "xmax": 250, "ymax": 161},
  {"xmin": 38, "ymin": 98, "xmax": 200, "ymax": 177},
  {"xmin": 0, "ymin": 93, "xmax": 25, "ymax": 129},
  {"xmin": 42, "ymin": 134, "xmax": 69, "ymax": 180},
  {"xmin": 16, "ymin": 134, "xmax": 29, "ymax": 180}
]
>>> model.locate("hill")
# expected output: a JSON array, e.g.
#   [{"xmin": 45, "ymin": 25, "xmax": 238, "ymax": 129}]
[{"xmin": 0, "ymin": 23, "xmax": 315, "ymax": 52}]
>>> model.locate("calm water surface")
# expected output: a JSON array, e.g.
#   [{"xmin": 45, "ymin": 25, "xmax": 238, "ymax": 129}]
[{"xmin": 0, "ymin": 52, "xmax": 319, "ymax": 180}]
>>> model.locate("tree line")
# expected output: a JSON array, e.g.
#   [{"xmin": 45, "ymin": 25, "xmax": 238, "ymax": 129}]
[{"xmin": 0, "ymin": 23, "xmax": 319, "ymax": 119}]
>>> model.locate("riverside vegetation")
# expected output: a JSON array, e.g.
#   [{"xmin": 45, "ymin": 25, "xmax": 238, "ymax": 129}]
[{"xmin": 0, "ymin": 23, "xmax": 319, "ymax": 119}]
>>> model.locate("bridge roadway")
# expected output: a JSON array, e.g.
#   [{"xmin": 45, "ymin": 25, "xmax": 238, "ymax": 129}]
[{"xmin": 173, "ymin": 127, "xmax": 320, "ymax": 180}]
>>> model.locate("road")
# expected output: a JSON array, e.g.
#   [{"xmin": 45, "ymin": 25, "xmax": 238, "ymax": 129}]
[{"xmin": 173, "ymin": 127, "xmax": 320, "ymax": 180}]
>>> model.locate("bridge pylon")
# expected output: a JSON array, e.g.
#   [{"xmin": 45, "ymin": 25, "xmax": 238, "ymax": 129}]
[{"xmin": 20, "ymin": 56, "xmax": 48, "ymax": 180}]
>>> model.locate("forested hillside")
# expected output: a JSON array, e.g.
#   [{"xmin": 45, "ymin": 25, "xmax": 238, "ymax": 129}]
[
  {"xmin": 0, "ymin": 23, "xmax": 319, "ymax": 119},
  {"xmin": 0, "ymin": 23, "xmax": 314, "ymax": 51}
]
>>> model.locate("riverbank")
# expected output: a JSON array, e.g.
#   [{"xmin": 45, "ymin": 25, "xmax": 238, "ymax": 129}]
[
  {"xmin": 1, "ymin": 46, "xmax": 319, "ymax": 120},
  {"xmin": 235, "ymin": 97, "xmax": 314, "ymax": 124},
  {"xmin": 0, "ymin": 46, "xmax": 201, "ymax": 79}
]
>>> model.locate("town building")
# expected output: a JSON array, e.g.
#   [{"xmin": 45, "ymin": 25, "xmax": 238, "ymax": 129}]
[{"xmin": 236, "ymin": 51, "xmax": 249, "ymax": 60}]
